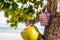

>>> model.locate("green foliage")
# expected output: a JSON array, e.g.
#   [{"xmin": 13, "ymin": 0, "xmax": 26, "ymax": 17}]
[
  {"xmin": 0, "ymin": 0, "xmax": 44, "ymax": 29},
  {"xmin": 17, "ymin": 0, "xmax": 28, "ymax": 4}
]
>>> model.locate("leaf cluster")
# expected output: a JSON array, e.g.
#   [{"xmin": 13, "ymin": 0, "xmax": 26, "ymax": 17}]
[{"xmin": 0, "ymin": 0, "xmax": 44, "ymax": 29}]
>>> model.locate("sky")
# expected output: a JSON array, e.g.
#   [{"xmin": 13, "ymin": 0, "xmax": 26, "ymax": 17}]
[{"xmin": 0, "ymin": 12, "xmax": 8, "ymax": 27}]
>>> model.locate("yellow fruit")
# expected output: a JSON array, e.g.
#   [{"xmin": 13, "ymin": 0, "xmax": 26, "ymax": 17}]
[
  {"xmin": 27, "ymin": 26, "xmax": 39, "ymax": 40},
  {"xmin": 21, "ymin": 30, "xmax": 30, "ymax": 40},
  {"xmin": 21, "ymin": 25, "xmax": 40, "ymax": 40}
]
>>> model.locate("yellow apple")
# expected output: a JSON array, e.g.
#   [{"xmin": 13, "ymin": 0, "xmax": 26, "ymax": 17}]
[
  {"xmin": 27, "ymin": 26, "xmax": 39, "ymax": 40},
  {"xmin": 21, "ymin": 25, "xmax": 40, "ymax": 40}
]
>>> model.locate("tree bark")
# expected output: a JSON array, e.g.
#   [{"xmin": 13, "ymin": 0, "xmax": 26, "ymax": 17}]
[
  {"xmin": 44, "ymin": 0, "xmax": 60, "ymax": 40},
  {"xmin": 44, "ymin": 17, "xmax": 60, "ymax": 40}
]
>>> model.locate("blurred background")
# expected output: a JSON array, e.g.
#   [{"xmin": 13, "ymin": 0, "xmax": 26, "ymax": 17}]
[
  {"xmin": 0, "ymin": 11, "xmax": 45, "ymax": 40},
  {"xmin": 0, "ymin": 0, "xmax": 47, "ymax": 40}
]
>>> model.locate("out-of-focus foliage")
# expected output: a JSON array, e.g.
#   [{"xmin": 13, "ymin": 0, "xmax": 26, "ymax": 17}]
[{"xmin": 0, "ymin": 0, "xmax": 44, "ymax": 29}]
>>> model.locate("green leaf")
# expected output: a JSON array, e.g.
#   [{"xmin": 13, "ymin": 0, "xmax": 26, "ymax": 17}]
[
  {"xmin": 12, "ymin": 2, "xmax": 18, "ymax": 10},
  {"xmin": 2, "ymin": 2, "xmax": 10, "ymax": 10},
  {"xmin": 16, "ymin": 0, "xmax": 28, "ymax": 4},
  {"xmin": 0, "ymin": 0, "xmax": 4, "ymax": 2}
]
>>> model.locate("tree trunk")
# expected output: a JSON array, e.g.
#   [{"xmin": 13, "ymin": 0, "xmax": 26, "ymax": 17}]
[
  {"xmin": 44, "ymin": 17, "xmax": 60, "ymax": 40},
  {"xmin": 44, "ymin": 0, "xmax": 60, "ymax": 40}
]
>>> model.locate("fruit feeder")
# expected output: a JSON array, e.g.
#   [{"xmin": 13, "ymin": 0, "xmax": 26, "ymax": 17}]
[{"xmin": 39, "ymin": 11, "xmax": 50, "ymax": 26}]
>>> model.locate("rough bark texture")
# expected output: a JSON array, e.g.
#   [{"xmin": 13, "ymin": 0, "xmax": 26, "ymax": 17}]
[
  {"xmin": 44, "ymin": 0, "xmax": 60, "ymax": 40},
  {"xmin": 44, "ymin": 17, "xmax": 60, "ymax": 40}
]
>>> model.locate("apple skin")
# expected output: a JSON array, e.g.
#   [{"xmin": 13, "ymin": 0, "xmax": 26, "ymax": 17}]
[
  {"xmin": 27, "ymin": 26, "xmax": 39, "ymax": 40},
  {"xmin": 21, "ymin": 26, "xmax": 40, "ymax": 40}
]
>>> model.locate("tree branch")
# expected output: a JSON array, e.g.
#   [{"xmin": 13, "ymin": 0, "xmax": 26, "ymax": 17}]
[{"xmin": 25, "ymin": 4, "xmax": 48, "ymax": 26}]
